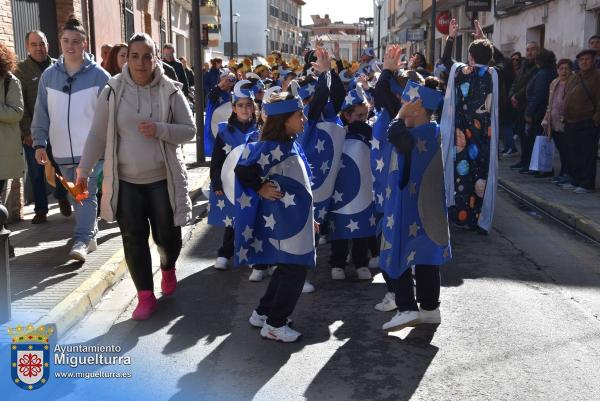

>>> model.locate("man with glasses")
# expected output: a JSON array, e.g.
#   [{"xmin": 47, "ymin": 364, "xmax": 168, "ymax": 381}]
[
  {"xmin": 31, "ymin": 17, "xmax": 110, "ymax": 262},
  {"xmin": 15, "ymin": 30, "xmax": 72, "ymax": 224}
]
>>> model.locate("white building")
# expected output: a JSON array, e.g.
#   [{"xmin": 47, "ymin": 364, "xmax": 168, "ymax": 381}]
[
  {"xmin": 216, "ymin": 0, "xmax": 304, "ymax": 60},
  {"xmin": 171, "ymin": 0, "xmax": 192, "ymax": 59},
  {"xmin": 493, "ymin": 0, "xmax": 600, "ymax": 59},
  {"xmin": 372, "ymin": 0, "xmax": 389, "ymax": 59}
]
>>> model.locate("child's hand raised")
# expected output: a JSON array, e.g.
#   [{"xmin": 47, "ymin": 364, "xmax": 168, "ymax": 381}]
[{"xmin": 258, "ymin": 181, "xmax": 283, "ymax": 200}]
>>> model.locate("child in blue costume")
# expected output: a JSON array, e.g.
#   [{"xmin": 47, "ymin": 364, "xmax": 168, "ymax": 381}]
[
  {"xmin": 327, "ymin": 87, "xmax": 376, "ymax": 281},
  {"xmin": 234, "ymin": 91, "xmax": 317, "ymax": 343},
  {"xmin": 204, "ymin": 70, "xmax": 236, "ymax": 155},
  {"xmin": 380, "ymin": 78, "xmax": 452, "ymax": 332},
  {"xmin": 208, "ymin": 80, "xmax": 261, "ymax": 271}
]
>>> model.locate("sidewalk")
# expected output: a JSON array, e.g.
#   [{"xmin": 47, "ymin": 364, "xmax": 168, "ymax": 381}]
[
  {"xmin": 1, "ymin": 142, "xmax": 211, "ymax": 340},
  {"xmin": 498, "ymin": 155, "xmax": 600, "ymax": 242}
]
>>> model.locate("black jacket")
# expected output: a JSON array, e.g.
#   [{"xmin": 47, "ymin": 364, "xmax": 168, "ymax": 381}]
[{"xmin": 163, "ymin": 58, "xmax": 190, "ymax": 96}]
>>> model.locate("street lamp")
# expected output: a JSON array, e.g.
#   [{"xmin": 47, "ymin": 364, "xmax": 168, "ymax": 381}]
[
  {"xmin": 374, "ymin": 0, "xmax": 383, "ymax": 59},
  {"xmin": 228, "ymin": 0, "xmax": 234, "ymax": 59},
  {"xmin": 265, "ymin": 29, "xmax": 270, "ymax": 55},
  {"xmin": 233, "ymin": 13, "xmax": 240, "ymax": 58}
]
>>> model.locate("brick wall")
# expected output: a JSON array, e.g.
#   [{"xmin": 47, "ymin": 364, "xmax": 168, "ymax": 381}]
[
  {"xmin": 0, "ymin": 0, "xmax": 14, "ymax": 51},
  {"xmin": 55, "ymin": 0, "xmax": 82, "ymax": 33}
]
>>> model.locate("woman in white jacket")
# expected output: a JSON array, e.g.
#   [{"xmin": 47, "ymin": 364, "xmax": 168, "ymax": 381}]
[{"xmin": 77, "ymin": 33, "xmax": 196, "ymax": 320}]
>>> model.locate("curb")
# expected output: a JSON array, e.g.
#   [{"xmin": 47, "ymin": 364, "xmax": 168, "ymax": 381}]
[
  {"xmin": 499, "ymin": 177, "xmax": 600, "ymax": 243},
  {"xmin": 36, "ymin": 168, "xmax": 211, "ymax": 338}
]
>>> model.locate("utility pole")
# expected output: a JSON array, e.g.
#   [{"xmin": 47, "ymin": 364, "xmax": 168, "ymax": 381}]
[
  {"xmin": 430, "ymin": 0, "xmax": 436, "ymax": 65},
  {"xmin": 229, "ymin": 0, "xmax": 234, "ymax": 59},
  {"xmin": 192, "ymin": 0, "xmax": 205, "ymax": 164}
]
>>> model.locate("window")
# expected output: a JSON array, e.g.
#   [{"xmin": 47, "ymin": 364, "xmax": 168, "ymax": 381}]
[
  {"xmin": 160, "ymin": 18, "xmax": 167, "ymax": 50},
  {"xmin": 123, "ymin": 0, "xmax": 134, "ymax": 41}
]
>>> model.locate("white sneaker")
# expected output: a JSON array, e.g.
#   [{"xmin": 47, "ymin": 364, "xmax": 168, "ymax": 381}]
[
  {"xmin": 214, "ymin": 257, "xmax": 228, "ymax": 270},
  {"xmin": 573, "ymin": 187, "xmax": 591, "ymax": 194},
  {"xmin": 260, "ymin": 323, "xmax": 302, "ymax": 342},
  {"xmin": 419, "ymin": 307, "xmax": 441, "ymax": 324},
  {"xmin": 69, "ymin": 241, "xmax": 88, "ymax": 262},
  {"xmin": 302, "ymin": 280, "xmax": 315, "ymax": 293},
  {"xmin": 368, "ymin": 256, "xmax": 380, "ymax": 268},
  {"xmin": 318, "ymin": 236, "xmax": 327, "ymax": 245},
  {"xmin": 87, "ymin": 238, "xmax": 97, "ymax": 253},
  {"xmin": 249, "ymin": 310, "xmax": 292, "ymax": 328},
  {"xmin": 375, "ymin": 292, "xmax": 397, "ymax": 312},
  {"xmin": 356, "ymin": 267, "xmax": 372, "ymax": 280},
  {"xmin": 560, "ymin": 183, "xmax": 576, "ymax": 190},
  {"xmin": 249, "ymin": 268, "xmax": 268, "ymax": 282},
  {"xmin": 331, "ymin": 267, "xmax": 346, "ymax": 280},
  {"xmin": 382, "ymin": 310, "xmax": 421, "ymax": 332}
]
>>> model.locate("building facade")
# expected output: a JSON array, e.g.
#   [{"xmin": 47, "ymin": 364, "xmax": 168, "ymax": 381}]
[
  {"xmin": 1, "ymin": 0, "xmax": 170, "ymax": 62},
  {"xmin": 215, "ymin": 0, "xmax": 304, "ymax": 60},
  {"xmin": 171, "ymin": 0, "xmax": 192, "ymax": 59},
  {"xmin": 304, "ymin": 14, "xmax": 368, "ymax": 61}
]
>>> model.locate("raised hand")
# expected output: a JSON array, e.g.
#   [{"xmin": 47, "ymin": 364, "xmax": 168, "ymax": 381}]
[
  {"xmin": 311, "ymin": 47, "xmax": 332, "ymax": 74},
  {"xmin": 383, "ymin": 44, "xmax": 402, "ymax": 71},
  {"xmin": 449, "ymin": 18, "xmax": 458, "ymax": 39},
  {"xmin": 474, "ymin": 20, "xmax": 484, "ymax": 40}
]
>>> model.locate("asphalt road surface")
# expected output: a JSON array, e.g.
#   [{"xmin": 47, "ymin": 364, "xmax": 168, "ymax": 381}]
[{"xmin": 42, "ymin": 189, "xmax": 600, "ymax": 401}]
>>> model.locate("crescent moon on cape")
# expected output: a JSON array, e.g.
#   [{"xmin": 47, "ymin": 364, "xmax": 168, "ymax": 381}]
[
  {"xmin": 221, "ymin": 144, "xmax": 245, "ymax": 204},
  {"xmin": 331, "ymin": 139, "xmax": 373, "ymax": 215},
  {"xmin": 211, "ymin": 102, "xmax": 232, "ymax": 138},
  {"xmin": 418, "ymin": 147, "xmax": 450, "ymax": 246},
  {"xmin": 311, "ymin": 121, "xmax": 346, "ymax": 203},
  {"xmin": 268, "ymin": 155, "xmax": 315, "ymax": 255},
  {"xmin": 233, "ymin": 79, "xmax": 252, "ymax": 98}
]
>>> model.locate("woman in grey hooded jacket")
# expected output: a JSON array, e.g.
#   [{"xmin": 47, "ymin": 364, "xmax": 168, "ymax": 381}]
[{"xmin": 77, "ymin": 33, "xmax": 196, "ymax": 320}]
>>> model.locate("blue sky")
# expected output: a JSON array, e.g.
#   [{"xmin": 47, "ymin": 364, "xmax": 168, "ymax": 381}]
[{"xmin": 301, "ymin": 0, "xmax": 374, "ymax": 25}]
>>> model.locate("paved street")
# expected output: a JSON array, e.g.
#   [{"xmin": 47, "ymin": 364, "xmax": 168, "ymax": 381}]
[{"xmin": 24, "ymin": 189, "xmax": 600, "ymax": 401}]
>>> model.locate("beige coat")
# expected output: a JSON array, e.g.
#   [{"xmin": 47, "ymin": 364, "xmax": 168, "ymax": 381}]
[
  {"xmin": 543, "ymin": 76, "xmax": 570, "ymax": 134},
  {"xmin": 0, "ymin": 73, "xmax": 24, "ymax": 179},
  {"xmin": 79, "ymin": 64, "xmax": 196, "ymax": 226}
]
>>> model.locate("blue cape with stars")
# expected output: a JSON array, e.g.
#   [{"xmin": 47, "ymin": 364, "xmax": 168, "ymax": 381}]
[
  {"xmin": 234, "ymin": 140, "xmax": 316, "ymax": 267},
  {"xmin": 296, "ymin": 102, "xmax": 346, "ymax": 223},
  {"xmin": 327, "ymin": 129, "xmax": 377, "ymax": 240},
  {"xmin": 203, "ymin": 91, "xmax": 232, "ymax": 156},
  {"xmin": 208, "ymin": 122, "xmax": 259, "ymax": 227},
  {"xmin": 371, "ymin": 107, "xmax": 394, "ymax": 216},
  {"xmin": 380, "ymin": 122, "xmax": 452, "ymax": 279}
]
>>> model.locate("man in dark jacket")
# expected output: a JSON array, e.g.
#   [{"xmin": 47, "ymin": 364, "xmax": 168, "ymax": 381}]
[
  {"xmin": 162, "ymin": 43, "xmax": 189, "ymax": 96},
  {"xmin": 14, "ymin": 30, "xmax": 70, "ymax": 224},
  {"xmin": 508, "ymin": 42, "xmax": 539, "ymax": 171}
]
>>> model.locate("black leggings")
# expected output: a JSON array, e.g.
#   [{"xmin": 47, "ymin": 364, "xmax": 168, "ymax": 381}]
[
  {"xmin": 116, "ymin": 180, "xmax": 182, "ymax": 291},
  {"xmin": 383, "ymin": 265, "xmax": 440, "ymax": 311},
  {"xmin": 329, "ymin": 237, "xmax": 370, "ymax": 269},
  {"xmin": 256, "ymin": 264, "xmax": 307, "ymax": 327}
]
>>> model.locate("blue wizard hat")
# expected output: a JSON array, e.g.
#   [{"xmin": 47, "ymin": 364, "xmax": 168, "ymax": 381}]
[
  {"xmin": 232, "ymin": 79, "xmax": 256, "ymax": 102},
  {"xmin": 401, "ymin": 80, "xmax": 443, "ymax": 111},
  {"xmin": 341, "ymin": 88, "xmax": 367, "ymax": 111},
  {"xmin": 295, "ymin": 80, "xmax": 317, "ymax": 100},
  {"xmin": 263, "ymin": 95, "xmax": 304, "ymax": 116}
]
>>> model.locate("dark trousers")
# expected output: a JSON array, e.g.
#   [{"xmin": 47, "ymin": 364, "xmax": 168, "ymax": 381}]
[
  {"xmin": 329, "ymin": 237, "xmax": 369, "ymax": 268},
  {"xmin": 384, "ymin": 265, "xmax": 440, "ymax": 312},
  {"xmin": 116, "ymin": 180, "xmax": 182, "ymax": 291},
  {"xmin": 256, "ymin": 263, "xmax": 307, "ymax": 327},
  {"xmin": 23, "ymin": 144, "xmax": 67, "ymax": 213},
  {"xmin": 551, "ymin": 130, "xmax": 569, "ymax": 177},
  {"xmin": 566, "ymin": 120, "xmax": 600, "ymax": 190},
  {"xmin": 368, "ymin": 235, "xmax": 379, "ymax": 258},
  {"xmin": 218, "ymin": 226, "xmax": 234, "ymax": 258},
  {"xmin": 521, "ymin": 122, "xmax": 539, "ymax": 168},
  {"xmin": 514, "ymin": 115, "xmax": 526, "ymax": 160}
]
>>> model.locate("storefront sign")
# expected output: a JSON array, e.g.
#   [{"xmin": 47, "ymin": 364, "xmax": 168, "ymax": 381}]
[{"xmin": 465, "ymin": 0, "xmax": 492, "ymax": 12}]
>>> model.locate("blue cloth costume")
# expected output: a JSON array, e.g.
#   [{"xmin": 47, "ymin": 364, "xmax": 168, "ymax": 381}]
[
  {"xmin": 208, "ymin": 121, "xmax": 259, "ymax": 227},
  {"xmin": 234, "ymin": 141, "xmax": 316, "ymax": 267},
  {"xmin": 203, "ymin": 87, "xmax": 232, "ymax": 156}
]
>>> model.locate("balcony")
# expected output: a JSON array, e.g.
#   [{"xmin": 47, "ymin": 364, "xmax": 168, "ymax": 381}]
[
  {"xmin": 396, "ymin": 0, "xmax": 422, "ymax": 30},
  {"xmin": 200, "ymin": 0, "xmax": 219, "ymax": 25}
]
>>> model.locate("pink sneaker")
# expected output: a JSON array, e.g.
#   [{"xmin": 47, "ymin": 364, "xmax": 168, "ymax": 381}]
[
  {"xmin": 161, "ymin": 268, "xmax": 177, "ymax": 296},
  {"xmin": 132, "ymin": 290, "xmax": 157, "ymax": 320}
]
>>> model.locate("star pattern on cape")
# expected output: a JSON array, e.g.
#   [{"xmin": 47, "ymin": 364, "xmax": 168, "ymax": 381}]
[
  {"xmin": 317, "ymin": 208, "xmax": 327, "ymax": 221},
  {"xmin": 375, "ymin": 158, "xmax": 385, "ymax": 172},
  {"xmin": 407, "ymin": 85, "xmax": 420, "ymax": 101},
  {"xmin": 242, "ymin": 225, "xmax": 254, "ymax": 241},
  {"xmin": 223, "ymin": 215, "xmax": 233, "ymax": 227},
  {"xmin": 222, "ymin": 143, "xmax": 232, "ymax": 154},
  {"xmin": 385, "ymin": 185, "xmax": 392, "ymax": 199},
  {"xmin": 315, "ymin": 139, "xmax": 325, "ymax": 153},
  {"xmin": 409, "ymin": 222, "xmax": 420, "ymax": 237},
  {"xmin": 241, "ymin": 145, "xmax": 251, "ymax": 160},
  {"xmin": 320, "ymin": 160, "xmax": 330, "ymax": 175},
  {"xmin": 407, "ymin": 250, "xmax": 416, "ymax": 265},
  {"xmin": 370, "ymin": 137, "xmax": 380, "ymax": 150},
  {"xmin": 344, "ymin": 93, "xmax": 355, "ymax": 106},
  {"xmin": 251, "ymin": 239, "xmax": 263, "ymax": 254},
  {"xmin": 257, "ymin": 153, "xmax": 271, "ymax": 170},
  {"xmin": 386, "ymin": 214, "xmax": 394, "ymax": 229},
  {"xmin": 369, "ymin": 214, "xmax": 377, "ymax": 227},
  {"xmin": 416, "ymin": 138, "xmax": 428, "ymax": 153},
  {"xmin": 346, "ymin": 220, "xmax": 359, "ymax": 232},
  {"xmin": 270, "ymin": 145, "xmax": 284, "ymax": 161},
  {"xmin": 217, "ymin": 199, "xmax": 226, "ymax": 210},
  {"xmin": 237, "ymin": 192, "xmax": 252, "ymax": 209},
  {"xmin": 332, "ymin": 190, "xmax": 344, "ymax": 203},
  {"xmin": 377, "ymin": 193, "xmax": 384, "ymax": 206},
  {"xmin": 305, "ymin": 83, "xmax": 316, "ymax": 96},
  {"xmin": 408, "ymin": 182, "xmax": 417, "ymax": 195},
  {"xmin": 280, "ymin": 192, "xmax": 296, "ymax": 208},
  {"xmin": 237, "ymin": 247, "xmax": 249, "ymax": 263},
  {"xmin": 263, "ymin": 214, "xmax": 276, "ymax": 230}
]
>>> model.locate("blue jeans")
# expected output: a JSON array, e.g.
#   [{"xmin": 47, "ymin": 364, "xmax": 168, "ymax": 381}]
[
  {"xmin": 500, "ymin": 123, "xmax": 515, "ymax": 151},
  {"xmin": 23, "ymin": 144, "xmax": 67, "ymax": 214},
  {"xmin": 60, "ymin": 161, "xmax": 103, "ymax": 244}
]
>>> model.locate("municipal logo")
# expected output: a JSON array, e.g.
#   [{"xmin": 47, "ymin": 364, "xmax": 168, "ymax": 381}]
[{"xmin": 8, "ymin": 324, "xmax": 54, "ymax": 390}]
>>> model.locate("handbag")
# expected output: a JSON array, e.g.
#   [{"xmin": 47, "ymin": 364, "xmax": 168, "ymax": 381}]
[{"xmin": 529, "ymin": 136, "xmax": 555, "ymax": 172}]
